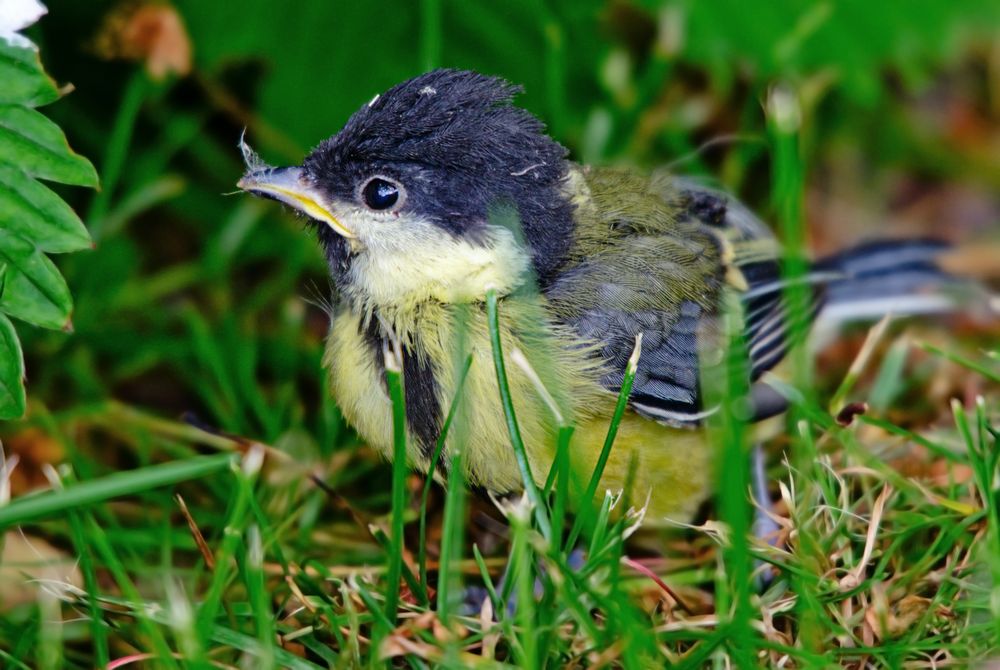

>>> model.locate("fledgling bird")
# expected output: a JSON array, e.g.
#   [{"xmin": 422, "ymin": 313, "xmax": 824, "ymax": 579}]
[{"xmin": 238, "ymin": 69, "xmax": 976, "ymax": 522}]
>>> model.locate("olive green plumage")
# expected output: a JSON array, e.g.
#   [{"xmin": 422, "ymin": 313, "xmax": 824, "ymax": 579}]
[
  {"xmin": 557, "ymin": 168, "xmax": 728, "ymax": 313},
  {"xmin": 237, "ymin": 69, "xmax": 965, "ymax": 523}
]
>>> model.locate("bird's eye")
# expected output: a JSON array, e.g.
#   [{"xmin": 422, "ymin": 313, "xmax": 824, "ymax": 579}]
[{"xmin": 361, "ymin": 177, "xmax": 402, "ymax": 211}]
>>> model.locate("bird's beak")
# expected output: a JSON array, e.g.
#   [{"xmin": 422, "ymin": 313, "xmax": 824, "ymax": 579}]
[{"xmin": 237, "ymin": 167, "xmax": 356, "ymax": 239}]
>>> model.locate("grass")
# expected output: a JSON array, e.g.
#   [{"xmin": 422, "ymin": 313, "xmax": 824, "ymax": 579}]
[
  {"xmin": 2, "ymin": 300, "xmax": 996, "ymax": 667},
  {"xmin": 2, "ymin": 1, "xmax": 999, "ymax": 667}
]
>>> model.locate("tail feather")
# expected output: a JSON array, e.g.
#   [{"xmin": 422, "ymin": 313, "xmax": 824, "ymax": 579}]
[
  {"xmin": 739, "ymin": 237, "xmax": 991, "ymax": 381},
  {"xmin": 813, "ymin": 238, "xmax": 985, "ymax": 324}
]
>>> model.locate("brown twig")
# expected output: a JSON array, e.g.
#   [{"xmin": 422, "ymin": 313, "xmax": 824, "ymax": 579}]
[{"xmin": 175, "ymin": 493, "xmax": 214, "ymax": 570}]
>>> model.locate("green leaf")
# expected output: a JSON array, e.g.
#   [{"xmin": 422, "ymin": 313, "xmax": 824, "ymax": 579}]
[
  {"xmin": 0, "ymin": 105, "xmax": 98, "ymax": 186},
  {"xmin": 0, "ymin": 312, "xmax": 26, "ymax": 419},
  {"xmin": 0, "ymin": 33, "xmax": 96, "ymax": 425},
  {"xmin": 0, "ymin": 228, "xmax": 72, "ymax": 330},
  {"xmin": 0, "ymin": 165, "xmax": 92, "ymax": 252},
  {"xmin": 0, "ymin": 42, "xmax": 59, "ymax": 107}
]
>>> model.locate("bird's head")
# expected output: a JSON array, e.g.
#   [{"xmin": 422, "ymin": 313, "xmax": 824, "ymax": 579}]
[{"xmin": 237, "ymin": 69, "xmax": 575, "ymax": 311}]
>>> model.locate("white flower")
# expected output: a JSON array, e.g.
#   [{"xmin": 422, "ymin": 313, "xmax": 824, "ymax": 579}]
[{"xmin": 0, "ymin": 0, "xmax": 47, "ymax": 49}]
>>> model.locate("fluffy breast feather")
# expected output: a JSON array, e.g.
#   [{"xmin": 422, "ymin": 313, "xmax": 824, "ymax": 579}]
[{"xmin": 326, "ymin": 297, "xmax": 610, "ymax": 492}]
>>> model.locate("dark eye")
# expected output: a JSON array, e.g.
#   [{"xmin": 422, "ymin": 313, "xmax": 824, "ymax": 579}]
[{"xmin": 361, "ymin": 177, "xmax": 401, "ymax": 210}]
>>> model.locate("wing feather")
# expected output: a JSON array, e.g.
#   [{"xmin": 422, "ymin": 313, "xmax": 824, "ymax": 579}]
[{"xmin": 547, "ymin": 170, "xmax": 825, "ymax": 426}]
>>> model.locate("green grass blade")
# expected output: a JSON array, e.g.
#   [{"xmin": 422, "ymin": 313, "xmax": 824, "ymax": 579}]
[
  {"xmin": 0, "ymin": 452, "xmax": 234, "ymax": 528},
  {"xmin": 508, "ymin": 501, "xmax": 538, "ymax": 670},
  {"xmin": 859, "ymin": 415, "xmax": 963, "ymax": 463},
  {"xmin": 953, "ymin": 398, "xmax": 1000, "ymax": 645},
  {"xmin": 86, "ymin": 70, "xmax": 149, "ymax": 240},
  {"xmin": 384, "ymin": 344, "xmax": 409, "ymax": 628},
  {"xmin": 420, "ymin": 0, "xmax": 442, "ymax": 71},
  {"xmin": 61, "ymin": 468, "xmax": 109, "ymax": 668},
  {"xmin": 196, "ymin": 450, "xmax": 261, "ymax": 636},
  {"xmin": 549, "ymin": 425, "xmax": 574, "ymax": 552},
  {"xmin": 418, "ymin": 353, "xmax": 473, "ymax": 605},
  {"xmin": 436, "ymin": 426, "xmax": 468, "ymax": 624},
  {"xmin": 82, "ymin": 514, "xmax": 180, "ymax": 668},
  {"xmin": 244, "ymin": 525, "xmax": 276, "ymax": 669},
  {"xmin": 707, "ymin": 292, "xmax": 756, "ymax": 666},
  {"xmin": 923, "ymin": 343, "xmax": 1000, "ymax": 384},
  {"xmin": 472, "ymin": 543, "xmax": 503, "ymax": 618},
  {"xmin": 768, "ymin": 84, "xmax": 813, "ymax": 400},
  {"xmin": 565, "ymin": 333, "xmax": 641, "ymax": 550},
  {"xmin": 484, "ymin": 288, "xmax": 551, "ymax": 541},
  {"xmin": 370, "ymin": 526, "xmax": 424, "ymax": 605},
  {"xmin": 211, "ymin": 626, "xmax": 325, "ymax": 670}
]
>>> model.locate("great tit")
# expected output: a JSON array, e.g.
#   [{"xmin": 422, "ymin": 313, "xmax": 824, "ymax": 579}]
[{"xmin": 237, "ymin": 69, "xmax": 972, "ymax": 522}]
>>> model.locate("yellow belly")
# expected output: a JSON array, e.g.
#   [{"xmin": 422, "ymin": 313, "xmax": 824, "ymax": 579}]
[
  {"xmin": 325, "ymin": 305, "xmax": 714, "ymax": 524},
  {"xmin": 568, "ymin": 413, "xmax": 714, "ymax": 522}
]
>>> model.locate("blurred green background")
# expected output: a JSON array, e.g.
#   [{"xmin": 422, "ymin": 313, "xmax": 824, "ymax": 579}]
[{"xmin": 2, "ymin": 1, "xmax": 999, "ymax": 664}]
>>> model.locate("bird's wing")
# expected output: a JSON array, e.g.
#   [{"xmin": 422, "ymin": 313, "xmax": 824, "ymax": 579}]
[
  {"xmin": 547, "ymin": 169, "xmax": 824, "ymax": 426},
  {"xmin": 669, "ymin": 176, "xmax": 834, "ymax": 383}
]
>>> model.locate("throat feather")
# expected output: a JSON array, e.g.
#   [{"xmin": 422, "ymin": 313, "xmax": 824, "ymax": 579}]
[{"xmin": 361, "ymin": 316, "xmax": 443, "ymax": 461}]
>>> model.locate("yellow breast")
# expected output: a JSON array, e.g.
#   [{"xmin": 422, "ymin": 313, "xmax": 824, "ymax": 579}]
[{"xmin": 324, "ymin": 301, "xmax": 714, "ymax": 523}]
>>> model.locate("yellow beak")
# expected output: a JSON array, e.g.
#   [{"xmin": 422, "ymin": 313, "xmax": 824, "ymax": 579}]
[{"xmin": 237, "ymin": 167, "xmax": 356, "ymax": 239}]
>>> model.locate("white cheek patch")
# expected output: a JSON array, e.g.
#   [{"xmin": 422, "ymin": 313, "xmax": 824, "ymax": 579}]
[{"xmin": 341, "ymin": 212, "xmax": 530, "ymax": 309}]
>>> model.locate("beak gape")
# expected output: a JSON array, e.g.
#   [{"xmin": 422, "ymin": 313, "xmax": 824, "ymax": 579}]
[{"xmin": 236, "ymin": 140, "xmax": 355, "ymax": 239}]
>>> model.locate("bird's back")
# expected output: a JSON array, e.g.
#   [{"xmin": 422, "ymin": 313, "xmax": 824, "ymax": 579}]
[{"xmin": 546, "ymin": 166, "xmax": 779, "ymax": 427}]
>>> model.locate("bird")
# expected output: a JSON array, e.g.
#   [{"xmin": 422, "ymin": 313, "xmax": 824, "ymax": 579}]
[{"xmin": 237, "ymin": 68, "xmax": 979, "ymax": 523}]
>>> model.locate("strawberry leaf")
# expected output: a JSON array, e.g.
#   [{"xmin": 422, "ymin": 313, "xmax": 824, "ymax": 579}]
[
  {"xmin": 0, "ymin": 312, "xmax": 26, "ymax": 419},
  {"xmin": 0, "ymin": 228, "xmax": 73, "ymax": 330},
  {"xmin": 0, "ymin": 40, "xmax": 97, "ymax": 418},
  {"xmin": 0, "ymin": 41, "xmax": 59, "ymax": 108},
  {"xmin": 0, "ymin": 105, "xmax": 99, "ymax": 187},
  {"xmin": 0, "ymin": 164, "xmax": 92, "ymax": 252}
]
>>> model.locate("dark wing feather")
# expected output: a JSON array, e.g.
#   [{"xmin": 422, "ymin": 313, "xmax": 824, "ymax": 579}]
[
  {"xmin": 547, "ymin": 172, "xmax": 826, "ymax": 427},
  {"xmin": 562, "ymin": 299, "xmax": 716, "ymax": 426}
]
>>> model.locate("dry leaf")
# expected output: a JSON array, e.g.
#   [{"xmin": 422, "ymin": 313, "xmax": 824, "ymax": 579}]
[
  {"xmin": 0, "ymin": 531, "xmax": 83, "ymax": 611},
  {"xmin": 4, "ymin": 427, "xmax": 64, "ymax": 496},
  {"xmin": 865, "ymin": 592, "xmax": 936, "ymax": 641}
]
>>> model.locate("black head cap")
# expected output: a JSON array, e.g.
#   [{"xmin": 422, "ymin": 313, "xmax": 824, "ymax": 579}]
[{"xmin": 303, "ymin": 69, "xmax": 576, "ymax": 284}]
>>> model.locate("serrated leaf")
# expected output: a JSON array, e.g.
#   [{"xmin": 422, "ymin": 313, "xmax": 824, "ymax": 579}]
[
  {"xmin": 0, "ymin": 165, "xmax": 92, "ymax": 252},
  {"xmin": 0, "ymin": 228, "xmax": 72, "ymax": 330},
  {"xmin": 0, "ymin": 312, "xmax": 26, "ymax": 419},
  {"xmin": 0, "ymin": 42, "xmax": 59, "ymax": 107},
  {"xmin": 0, "ymin": 105, "xmax": 98, "ymax": 187}
]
